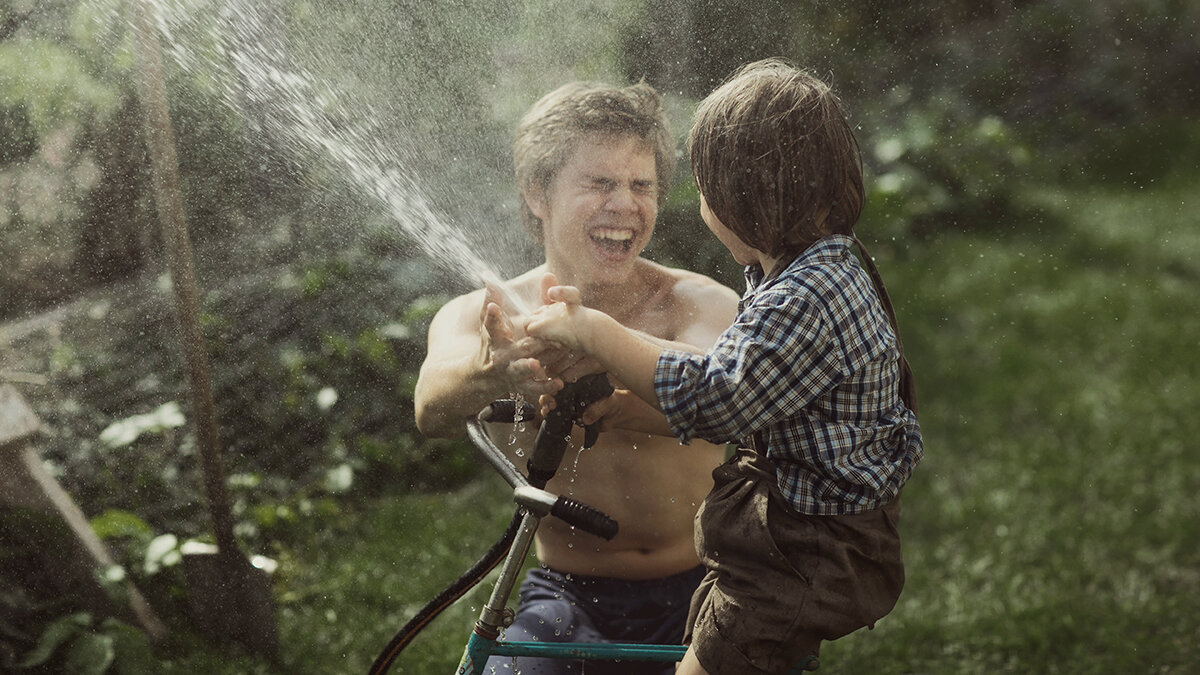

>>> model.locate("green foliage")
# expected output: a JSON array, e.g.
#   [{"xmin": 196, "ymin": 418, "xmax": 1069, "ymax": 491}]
[
  {"xmin": 0, "ymin": 24, "xmax": 125, "ymax": 311},
  {"xmin": 0, "ymin": 104, "xmax": 37, "ymax": 164},
  {"xmin": 820, "ymin": 181, "xmax": 1200, "ymax": 673},
  {"xmin": 10, "ymin": 613, "xmax": 153, "ymax": 675},
  {"xmin": 0, "ymin": 39, "xmax": 120, "ymax": 130},
  {"xmin": 2, "ymin": 1, "xmax": 1199, "ymax": 672},
  {"xmin": 14, "ymin": 246, "xmax": 477, "ymax": 546},
  {"xmin": 1072, "ymin": 117, "xmax": 1200, "ymax": 188},
  {"xmin": 0, "ymin": 507, "xmax": 155, "ymax": 675},
  {"xmin": 266, "ymin": 483, "xmax": 518, "ymax": 674},
  {"xmin": 646, "ymin": 178, "xmax": 743, "ymax": 289},
  {"xmin": 97, "ymin": 401, "xmax": 186, "ymax": 448},
  {"xmin": 862, "ymin": 93, "xmax": 1042, "ymax": 243}
]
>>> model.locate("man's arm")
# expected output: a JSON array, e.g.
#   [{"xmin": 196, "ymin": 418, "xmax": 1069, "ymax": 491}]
[{"xmin": 413, "ymin": 287, "xmax": 561, "ymax": 439}]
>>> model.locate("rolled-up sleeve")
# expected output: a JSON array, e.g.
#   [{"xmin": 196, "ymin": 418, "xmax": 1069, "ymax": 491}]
[{"xmin": 654, "ymin": 349, "xmax": 709, "ymax": 444}]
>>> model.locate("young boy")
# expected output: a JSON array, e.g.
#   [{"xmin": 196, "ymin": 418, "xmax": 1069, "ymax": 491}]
[{"xmin": 525, "ymin": 59, "xmax": 923, "ymax": 674}]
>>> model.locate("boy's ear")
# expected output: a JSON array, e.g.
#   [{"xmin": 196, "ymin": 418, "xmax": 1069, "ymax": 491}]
[{"xmin": 524, "ymin": 184, "xmax": 550, "ymax": 221}]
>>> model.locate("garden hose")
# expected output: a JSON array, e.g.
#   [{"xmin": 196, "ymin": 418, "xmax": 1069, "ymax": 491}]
[
  {"xmin": 367, "ymin": 509, "xmax": 521, "ymax": 675},
  {"xmin": 369, "ymin": 375, "xmax": 613, "ymax": 673}
]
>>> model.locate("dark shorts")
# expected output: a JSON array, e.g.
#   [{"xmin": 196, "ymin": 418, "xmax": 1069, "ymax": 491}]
[
  {"xmin": 685, "ymin": 449, "xmax": 905, "ymax": 674},
  {"xmin": 485, "ymin": 564, "xmax": 705, "ymax": 674}
]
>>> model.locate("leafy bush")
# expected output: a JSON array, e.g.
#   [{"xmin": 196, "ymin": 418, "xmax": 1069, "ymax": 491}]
[
  {"xmin": 17, "ymin": 243, "xmax": 477, "ymax": 546},
  {"xmin": 0, "ymin": 506, "xmax": 156, "ymax": 674},
  {"xmin": 862, "ymin": 92, "xmax": 1042, "ymax": 243}
]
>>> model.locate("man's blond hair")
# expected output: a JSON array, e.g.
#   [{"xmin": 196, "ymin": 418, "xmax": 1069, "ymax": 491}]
[{"xmin": 513, "ymin": 81, "xmax": 676, "ymax": 242}]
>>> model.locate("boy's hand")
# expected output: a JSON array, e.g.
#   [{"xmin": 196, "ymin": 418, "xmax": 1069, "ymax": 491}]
[
  {"xmin": 525, "ymin": 301, "xmax": 585, "ymax": 350},
  {"xmin": 537, "ymin": 346, "xmax": 604, "ymax": 385},
  {"xmin": 526, "ymin": 275, "xmax": 589, "ymax": 351}
]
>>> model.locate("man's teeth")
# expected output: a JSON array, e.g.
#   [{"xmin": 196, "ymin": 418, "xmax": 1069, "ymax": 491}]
[{"xmin": 592, "ymin": 228, "xmax": 633, "ymax": 242}]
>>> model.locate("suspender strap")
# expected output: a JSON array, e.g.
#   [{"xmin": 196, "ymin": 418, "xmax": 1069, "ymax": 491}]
[
  {"xmin": 853, "ymin": 237, "xmax": 918, "ymax": 414},
  {"xmin": 748, "ymin": 237, "xmax": 920, "ymax": 454}
]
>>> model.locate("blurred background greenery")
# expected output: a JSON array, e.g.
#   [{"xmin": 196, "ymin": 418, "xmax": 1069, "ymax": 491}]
[{"xmin": 1, "ymin": 0, "xmax": 1197, "ymax": 672}]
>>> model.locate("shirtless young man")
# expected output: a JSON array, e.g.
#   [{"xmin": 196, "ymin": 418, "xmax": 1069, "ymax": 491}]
[{"xmin": 413, "ymin": 82, "xmax": 738, "ymax": 674}]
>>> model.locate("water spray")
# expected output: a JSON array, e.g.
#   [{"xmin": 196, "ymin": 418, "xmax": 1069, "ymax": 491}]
[{"xmin": 148, "ymin": 0, "xmax": 531, "ymax": 305}]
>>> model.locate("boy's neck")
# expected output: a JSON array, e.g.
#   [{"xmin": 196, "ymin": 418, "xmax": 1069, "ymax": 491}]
[{"xmin": 759, "ymin": 252, "xmax": 784, "ymax": 277}]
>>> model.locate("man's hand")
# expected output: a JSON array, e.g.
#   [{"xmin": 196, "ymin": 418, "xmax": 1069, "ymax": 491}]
[
  {"xmin": 479, "ymin": 283, "xmax": 562, "ymax": 398},
  {"xmin": 539, "ymin": 388, "xmax": 674, "ymax": 438}
]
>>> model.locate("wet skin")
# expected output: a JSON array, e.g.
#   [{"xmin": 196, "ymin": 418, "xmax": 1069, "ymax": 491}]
[{"xmin": 414, "ymin": 133, "xmax": 738, "ymax": 579}]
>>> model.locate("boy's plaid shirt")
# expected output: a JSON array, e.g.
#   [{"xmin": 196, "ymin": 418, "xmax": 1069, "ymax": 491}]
[{"xmin": 655, "ymin": 235, "xmax": 923, "ymax": 516}]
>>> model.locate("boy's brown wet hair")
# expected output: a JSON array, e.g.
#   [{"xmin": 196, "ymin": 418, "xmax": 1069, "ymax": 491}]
[
  {"xmin": 513, "ymin": 81, "xmax": 675, "ymax": 243},
  {"xmin": 688, "ymin": 59, "xmax": 864, "ymax": 258}
]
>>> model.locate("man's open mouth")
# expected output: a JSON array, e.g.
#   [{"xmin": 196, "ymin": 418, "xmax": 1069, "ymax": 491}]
[{"xmin": 590, "ymin": 227, "xmax": 635, "ymax": 255}]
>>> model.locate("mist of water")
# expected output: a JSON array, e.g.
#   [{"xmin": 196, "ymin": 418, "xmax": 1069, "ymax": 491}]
[{"xmin": 132, "ymin": 0, "xmax": 533, "ymax": 314}]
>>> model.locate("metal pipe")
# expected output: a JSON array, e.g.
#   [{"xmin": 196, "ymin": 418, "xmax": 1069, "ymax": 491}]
[
  {"xmin": 466, "ymin": 417, "xmax": 529, "ymax": 490},
  {"xmin": 476, "ymin": 509, "xmax": 540, "ymax": 634}
]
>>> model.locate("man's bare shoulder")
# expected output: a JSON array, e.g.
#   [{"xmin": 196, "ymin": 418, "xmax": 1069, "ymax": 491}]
[
  {"xmin": 630, "ymin": 261, "xmax": 738, "ymax": 346},
  {"xmin": 668, "ymin": 267, "xmax": 739, "ymax": 306},
  {"xmin": 643, "ymin": 262, "xmax": 738, "ymax": 314},
  {"xmin": 427, "ymin": 288, "xmax": 485, "ymax": 333}
]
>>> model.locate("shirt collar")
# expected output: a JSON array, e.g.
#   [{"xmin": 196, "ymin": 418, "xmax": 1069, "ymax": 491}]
[{"xmin": 743, "ymin": 234, "xmax": 854, "ymax": 290}]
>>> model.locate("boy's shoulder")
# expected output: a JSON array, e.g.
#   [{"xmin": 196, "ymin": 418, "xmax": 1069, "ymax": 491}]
[{"xmin": 768, "ymin": 236, "xmax": 857, "ymax": 287}]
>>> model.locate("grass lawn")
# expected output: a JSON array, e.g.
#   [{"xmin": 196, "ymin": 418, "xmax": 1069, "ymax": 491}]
[
  {"xmin": 72, "ymin": 179, "xmax": 1200, "ymax": 673},
  {"xmin": 822, "ymin": 181, "xmax": 1200, "ymax": 673}
]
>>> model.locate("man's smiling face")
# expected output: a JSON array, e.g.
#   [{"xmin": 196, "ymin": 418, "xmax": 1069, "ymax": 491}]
[{"xmin": 530, "ymin": 133, "xmax": 658, "ymax": 286}]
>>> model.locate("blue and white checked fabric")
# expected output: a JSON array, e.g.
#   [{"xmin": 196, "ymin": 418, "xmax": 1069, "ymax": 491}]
[{"xmin": 655, "ymin": 235, "xmax": 923, "ymax": 515}]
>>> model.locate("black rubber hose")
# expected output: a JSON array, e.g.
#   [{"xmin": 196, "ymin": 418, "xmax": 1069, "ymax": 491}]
[{"xmin": 367, "ymin": 509, "xmax": 522, "ymax": 675}]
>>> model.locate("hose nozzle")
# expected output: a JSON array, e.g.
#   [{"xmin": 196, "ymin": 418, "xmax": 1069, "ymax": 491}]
[{"xmin": 527, "ymin": 373, "xmax": 614, "ymax": 488}]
